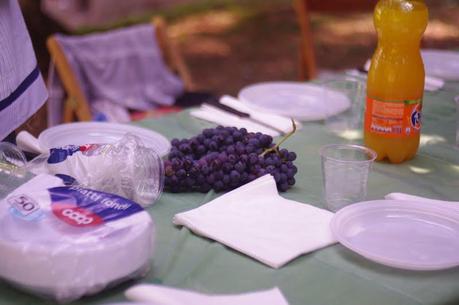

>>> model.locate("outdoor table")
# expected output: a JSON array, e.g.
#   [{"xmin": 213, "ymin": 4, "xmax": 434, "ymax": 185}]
[{"xmin": 0, "ymin": 81, "xmax": 458, "ymax": 305}]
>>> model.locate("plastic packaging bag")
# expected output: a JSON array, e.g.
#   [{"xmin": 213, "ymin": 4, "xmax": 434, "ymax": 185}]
[
  {"xmin": 28, "ymin": 134, "xmax": 164, "ymax": 207},
  {"xmin": 0, "ymin": 142, "xmax": 34, "ymax": 199},
  {"xmin": 0, "ymin": 174, "xmax": 154, "ymax": 303}
]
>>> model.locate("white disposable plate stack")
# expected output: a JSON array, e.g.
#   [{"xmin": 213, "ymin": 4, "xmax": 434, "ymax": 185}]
[{"xmin": 0, "ymin": 176, "xmax": 155, "ymax": 303}]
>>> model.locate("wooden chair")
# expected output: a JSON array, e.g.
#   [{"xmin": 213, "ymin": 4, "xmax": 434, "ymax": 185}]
[
  {"xmin": 293, "ymin": 0, "xmax": 375, "ymax": 80},
  {"xmin": 46, "ymin": 16, "xmax": 194, "ymax": 123}
]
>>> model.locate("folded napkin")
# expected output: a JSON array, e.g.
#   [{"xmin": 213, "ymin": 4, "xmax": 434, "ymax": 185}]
[
  {"xmin": 190, "ymin": 96, "xmax": 301, "ymax": 137},
  {"xmin": 385, "ymin": 193, "xmax": 459, "ymax": 212},
  {"xmin": 173, "ymin": 175, "xmax": 336, "ymax": 268},
  {"xmin": 125, "ymin": 284, "xmax": 290, "ymax": 305}
]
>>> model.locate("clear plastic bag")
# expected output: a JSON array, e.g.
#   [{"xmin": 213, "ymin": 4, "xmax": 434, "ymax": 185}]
[
  {"xmin": 27, "ymin": 134, "xmax": 164, "ymax": 207},
  {"xmin": 0, "ymin": 142, "xmax": 34, "ymax": 199}
]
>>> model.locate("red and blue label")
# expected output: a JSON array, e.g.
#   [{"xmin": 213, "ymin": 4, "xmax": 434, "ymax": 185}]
[
  {"xmin": 410, "ymin": 103, "xmax": 422, "ymax": 130},
  {"xmin": 47, "ymin": 144, "xmax": 100, "ymax": 164},
  {"xmin": 49, "ymin": 186, "xmax": 143, "ymax": 227}
]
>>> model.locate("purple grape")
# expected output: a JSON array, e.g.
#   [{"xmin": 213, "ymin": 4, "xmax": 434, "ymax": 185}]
[
  {"xmin": 214, "ymin": 170, "xmax": 224, "ymax": 180},
  {"xmin": 203, "ymin": 129, "xmax": 213, "ymax": 138},
  {"xmin": 245, "ymin": 145, "xmax": 255, "ymax": 154},
  {"xmin": 209, "ymin": 141, "xmax": 218, "ymax": 151},
  {"xmin": 240, "ymin": 154, "xmax": 249, "ymax": 163},
  {"xmin": 248, "ymin": 138, "xmax": 260, "ymax": 147},
  {"xmin": 176, "ymin": 169, "xmax": 186, "ymax": 177},
  {"xmin": 164, "ymin": 126, "xmax": 298, "ymax": 193},
  {"xmin": 233, "ymin": 131, "xmax": 242, "ymax": 141},
  {"xmin": 280, "ymin": 164, "xmax": 288, "ymax": 173},
  {"xmin": 234, "ymin": 161, "xmax": 245, "ymax": 173},
  {"xmin": 223, "ymin": 162, "xmax": 233, "ymax": 172},
  {"xmin": 214, "ymin": 181, "xmax": 224, "ymax": 191},
  {"xmin": 201, "ymin": 165, "xmax": 210, "ymax": 175},
  {"xmin": 171, "ymin": 138, "xmax": 180, "ymax": 147},
  {"xmin": 287, "ymin": 152, "xmax": 297, "ymax": 161},
  {"xmin": 230, "ymin": 170, "xmax": 240, "ymax": 182},
  {"xmin": 223, "ymin": 175, "xmax": 230, "ymax": 184},
  {"xmin": 206, "ymin": 174, "xmax": 215, "ymax": 184},
  {"xmin": 260, "ymin": 134, "xmax": 272, "ymax": 146},
  {"xmin": 279, "ymin": 173, "xmax": 287, "ymax": 183},
  {"xmin": 197, "ymin": 134, "xmax": 205, "ymax": 143},
  {"xmin": 179, "ymin": 143, "xmax": 191, "ymax": 154},
  {"xmin": 279, "ymin": 183, "xmax": 289, "ymax": 192},
  {"xmin": 228, "ymin": 154, "xmax": 237, "ymax": 163},
  {"xmin": 227, "ymin": 145, "xmax": 236, "ymax": 154},
  {"xmin": 197, "ymin": 174, "xmax": 205, "ymax": 184}
]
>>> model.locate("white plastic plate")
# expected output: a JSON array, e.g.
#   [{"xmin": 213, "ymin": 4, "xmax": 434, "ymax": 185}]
[
  {"xmin": 422, "ymin": 49, "xmax": 459, "ymax": 81},
  {"xmin": 39, "ymin": 122, "xmax": 170, "ymax": 157},
  {"xmin": 331, "ymin": 200, "xmax": 459, "ymax": 271},
  {"xmin": 238, "ymin": 82, "xmax": 350, "ymax": 121}
]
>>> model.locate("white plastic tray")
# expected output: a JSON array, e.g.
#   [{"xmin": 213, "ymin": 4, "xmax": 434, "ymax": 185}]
[
  {"xmin": 238, "ymin": 82, "xmax": 350, "ymax": 121},
  {"xmin": 39, "ymin": 122, "xmax": 170, "ymax": 157},
  {"xmin": 331, "ymin": 200, "xmax": 459, "ymax": 271}
]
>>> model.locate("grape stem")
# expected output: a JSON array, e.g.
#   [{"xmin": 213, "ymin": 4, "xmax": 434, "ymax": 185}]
[{"xmin": 260, "ymin": 119, "xmax": 296, "ymax": 157}]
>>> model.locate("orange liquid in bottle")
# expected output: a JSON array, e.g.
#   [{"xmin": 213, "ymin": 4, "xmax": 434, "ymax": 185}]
[{"xmin": 364, "ymin": 0, "xmax": 429, "ymax": 163}]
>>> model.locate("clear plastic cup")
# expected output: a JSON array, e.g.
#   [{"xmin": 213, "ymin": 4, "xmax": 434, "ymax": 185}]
[
  {"xmin": 320, "ymin": 144, "xmax": 377, "ymax": 212},
  {"xmin": 322, "ymin": 77, "xmax": 366, "ymax": 140}
]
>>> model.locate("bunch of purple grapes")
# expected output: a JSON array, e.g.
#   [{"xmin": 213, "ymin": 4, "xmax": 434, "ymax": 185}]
[{"xmin": 164, "ymin": 126, "xmax": 297, "ymax": 193}]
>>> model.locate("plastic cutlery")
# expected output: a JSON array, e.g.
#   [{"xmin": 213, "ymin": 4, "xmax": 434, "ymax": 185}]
[{"xmin": 15, "ymin": 131, "xmax": 46, "ymax": 154}]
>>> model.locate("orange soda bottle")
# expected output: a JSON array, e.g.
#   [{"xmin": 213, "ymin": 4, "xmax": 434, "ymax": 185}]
[{"xmin": 364, "ymin": 0, "xmax": 429, "ymax": 163}]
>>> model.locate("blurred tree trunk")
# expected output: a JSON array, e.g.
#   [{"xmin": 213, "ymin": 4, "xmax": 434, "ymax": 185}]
[{"xmin": 19, "ymin": 0, "xmax": 66, "ymax": 76}]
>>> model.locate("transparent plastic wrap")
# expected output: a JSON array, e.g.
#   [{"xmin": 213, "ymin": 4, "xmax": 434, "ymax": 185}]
[
  {"xmin": 0, "ymin": 174, "xmax": 155, "ymax": 303},
  {"xmin": 0, "ymin": 142, "xmax": 34, "ymax": 199},
  {"xmin": 27, "ymin": 134, "xmax": 164, "ymax": 207}
]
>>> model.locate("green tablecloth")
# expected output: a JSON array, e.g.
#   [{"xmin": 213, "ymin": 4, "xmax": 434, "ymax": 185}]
[{"xmin": 1, "ymin": 85, "xmax": 459, "ymax": 305}]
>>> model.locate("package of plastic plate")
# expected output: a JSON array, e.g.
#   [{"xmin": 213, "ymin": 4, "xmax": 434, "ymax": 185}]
[
  {"xmin": 27, "ymin": 134, "xmax": 164, "ymax": 207},
  {"xmin": 0, "ymin": 173, "xmax": 155, "ymax": 303}
]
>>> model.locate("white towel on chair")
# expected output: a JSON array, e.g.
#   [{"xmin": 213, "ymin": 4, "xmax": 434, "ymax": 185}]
[{"xmin": 47, "ymin": 24, "xmax": 184, "ymax": 126}]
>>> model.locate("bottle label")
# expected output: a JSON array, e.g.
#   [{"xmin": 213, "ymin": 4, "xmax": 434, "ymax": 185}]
[
  {"xmin": 364, "ymin": 97, "xmax": 422, "ymax": 138},
  {"xmin": 49, "ymin": 186, "xmax": 144, "ymax": 227},
  {"xmin": 8, "ymin": 194, "xmax": 44, "ymax": 221}
]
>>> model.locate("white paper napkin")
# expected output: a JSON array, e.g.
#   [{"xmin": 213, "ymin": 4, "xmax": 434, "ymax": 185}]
[
  {"xmin": 125, "ymin": 284, "xmax": 290, "ymax": 305},
  {"xmin": 173, "ymin": 175, "xmax": 336, "ymax": 268},
  {"xmin": 385, "ymin": 192, "xmax": 459, "ymax": 212},
  {"xmin": 190, "ymin": 96, "xmax": 301, "ymax": 137}
]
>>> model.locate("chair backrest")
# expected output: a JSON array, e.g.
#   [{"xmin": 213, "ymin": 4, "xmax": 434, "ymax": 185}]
[
  {"xmin": 46, "ymin": 17, "xmax": 194, "ymax": 123},
  {"xmin": 293, "ymin": 0, "xmax": 375, "ymax": 80}
]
